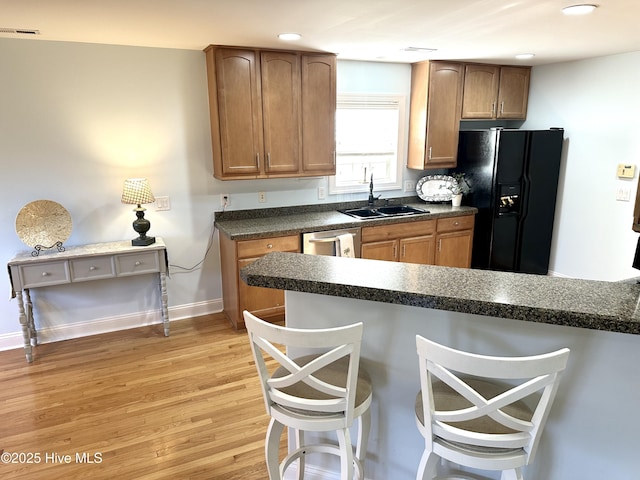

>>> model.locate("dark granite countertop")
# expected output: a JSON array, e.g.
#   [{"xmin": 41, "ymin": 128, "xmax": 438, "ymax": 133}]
[
  {"xmin": 241, "ymin": 251, "xmax": 640, "ymax": 335},
  {"xmin": 214, "ymin": 198, "xmax": 477, "ymax": 240}
]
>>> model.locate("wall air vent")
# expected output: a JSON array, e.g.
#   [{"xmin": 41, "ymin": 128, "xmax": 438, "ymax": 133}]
[{"xmin": 0, "ymin": 28, "xmax": 41, "ymax": 35}]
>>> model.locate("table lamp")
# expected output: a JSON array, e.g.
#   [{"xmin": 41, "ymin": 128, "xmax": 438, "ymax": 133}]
[{"xmin": 121, "ymin": 178, "xmax": 156, "ymax": 246}]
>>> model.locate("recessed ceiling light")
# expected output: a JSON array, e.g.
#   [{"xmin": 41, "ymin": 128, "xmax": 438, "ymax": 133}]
[
  {"xmin": 562, "ymin": 4, "xmax": 598, "ymax": 15},
  {"xmin": 515, "ymin": 53, "xmax": 535, "ymax": 60},
  {"xmin": 278, "ymin": 33, "xmax": 301, "ymax": 41},
  {"xmin": 402, "ymin": 47, "xmax": 438, "ymax": 53}
]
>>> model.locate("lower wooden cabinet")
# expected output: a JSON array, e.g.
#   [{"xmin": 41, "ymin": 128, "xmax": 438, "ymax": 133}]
[
  {"xmin": 435, "ymin": 215, "xmax": 475, "ymax": 268},
  {"xmin": 361, "ymin": 215, "xmax": 474, "ymax": 268},
  {"xmin": 220, "ymin": 233, "xmax": 300, "ymax": 329},
  {"xmin": 361, "ymin": 219, "xmax": 437, "ymax": 265}
]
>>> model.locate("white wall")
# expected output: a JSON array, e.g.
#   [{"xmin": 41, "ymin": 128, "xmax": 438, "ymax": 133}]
[
  {"xmin": 0, "ymin": 38, "xmax": 223, "ymax": 346},
  {"xmin": 522, "ymin": 52, "xmax": 640, "ymax": 281},
  {"xmin": 0, "ymin": 39, "xmax": 416, "ymax": 348}
]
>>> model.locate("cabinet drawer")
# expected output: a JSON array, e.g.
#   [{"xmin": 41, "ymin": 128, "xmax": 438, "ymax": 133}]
[
  {"xmin": 70, "ymin": 256, "xmax": 115, "ymax": 282},
  {"xmin": 437, "ymin": 215, "xmax": 475, "ymax": 233},
  {"xmin": 362, "ymin": 219, "xmax": 436, "ymax": 242},
  {"xmin": 115, "ymin": 252, "xmax": 160, "ymax": 276},
  {"xmin": 20, "ymin": 261, "xmax": 70, "ymax": 288},
  {"xmin": 237, "ymin": 235, "xmax": 300, "ymax": 258}
]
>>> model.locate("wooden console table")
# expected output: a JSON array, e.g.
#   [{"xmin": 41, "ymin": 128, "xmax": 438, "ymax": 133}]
[{"xmin": 7, "ymin": 238, "xmax": 169, "ymax": 363}]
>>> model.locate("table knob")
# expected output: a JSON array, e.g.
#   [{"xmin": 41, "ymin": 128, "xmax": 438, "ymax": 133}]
[
  {"xmin": 89, "ymin": 266, "xmax": 97, "ymax": 271},
  {"xmin": 135, "ymin": 261, "xmax": 141, "ymax": 266},
  {"xmin": 42, "ymin": 272, "xmax": 49, "ymax": 277}
]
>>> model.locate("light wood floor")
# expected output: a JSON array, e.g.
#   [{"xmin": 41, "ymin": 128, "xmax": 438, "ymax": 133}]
[{"xmin": 0, "ymin": 313, "xmax": 285, "ymax": 479}]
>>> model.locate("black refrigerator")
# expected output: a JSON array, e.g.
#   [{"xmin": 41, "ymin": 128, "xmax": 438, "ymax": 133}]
[{"xmin": 456, "ymin": 128, "xmax": 564, "ymax": 274}]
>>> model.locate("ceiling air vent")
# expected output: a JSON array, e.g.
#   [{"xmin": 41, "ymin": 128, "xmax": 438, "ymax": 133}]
[{"xmin": 0, "ymin": 28, "xmax": 41, "ymax": 35}]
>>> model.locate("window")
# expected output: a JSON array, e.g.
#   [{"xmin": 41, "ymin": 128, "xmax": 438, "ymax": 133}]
[{"xmin": 329, "ymin": 94, "xmax": 406, "ymax": 194}]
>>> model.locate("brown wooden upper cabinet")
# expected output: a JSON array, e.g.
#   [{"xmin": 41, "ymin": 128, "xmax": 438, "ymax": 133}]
[
  {"xmin": 461, "ymin": 64, "xmax": 530, "ymax": 120},
  {"xmin": 408, "ymin": 61, "xmax": 464, "ymax": 170},
  {"xmin": 204, "ymin": 45, "xmax": 336, "ymax": 180}
]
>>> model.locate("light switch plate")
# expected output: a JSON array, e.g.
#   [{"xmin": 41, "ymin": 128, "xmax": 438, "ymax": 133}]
[
  {"xmin": 617, "ymin": 164, "xmax": 635, "ymax": 178},
  {"xmin": 155, "ymin": 196, "xmax": 171, "ymax": 211},
  {"xmin": 616, "ymin": 187, "xmax": 631, "ymax": 201}
]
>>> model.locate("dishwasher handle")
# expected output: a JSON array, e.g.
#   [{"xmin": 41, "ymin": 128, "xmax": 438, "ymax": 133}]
[{"xmin": 307, "ymin": 233, "xmax": 355, "ymax": 244}]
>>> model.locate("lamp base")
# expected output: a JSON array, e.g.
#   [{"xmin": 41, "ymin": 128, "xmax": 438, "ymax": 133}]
[{"xmin": 132, "ymin": 236, "xmax": 156, "ymax": 246}]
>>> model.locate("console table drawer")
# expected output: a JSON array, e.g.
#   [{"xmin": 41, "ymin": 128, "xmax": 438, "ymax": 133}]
[
  {"xmin": 20, "ymin": 261, "xmax": 70, "ymax": 288},
  {"xmin": 70, "ymin": 256, "xmax": 115, "ymax": 282},
  {"xmin": 115, "ymin": 251, "xmax": 160, "ymax": 276}
]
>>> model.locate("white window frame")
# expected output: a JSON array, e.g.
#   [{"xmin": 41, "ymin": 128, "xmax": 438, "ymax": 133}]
[{"xmin": 329, "ymin": 93, "xmax": 406, "ymax": 195}]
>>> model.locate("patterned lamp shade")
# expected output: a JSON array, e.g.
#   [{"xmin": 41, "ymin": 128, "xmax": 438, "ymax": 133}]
[{"xmin": 121, "ymin": 178, "xmax": 155, "ymax": 206}]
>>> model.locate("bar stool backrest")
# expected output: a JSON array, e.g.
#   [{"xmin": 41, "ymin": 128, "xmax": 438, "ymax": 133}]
[
  {"xmin": 245, "ymin": 311, "xmax": 363, "ymax": 429},
  {"xmin": 416, "ymin": 335, "xmax": 570, "ymax": 476}
]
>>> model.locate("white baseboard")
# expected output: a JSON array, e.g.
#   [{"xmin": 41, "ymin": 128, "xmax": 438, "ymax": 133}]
[{"xmin": 0, "ymin": 298, "xmax": 223, "ymax": 352}]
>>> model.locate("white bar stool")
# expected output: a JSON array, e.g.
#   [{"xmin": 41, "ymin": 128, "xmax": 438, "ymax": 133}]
[
  {"xmin": 244, "ymin": 310, "xmax": 372, "ymax": 480},
  {"xmin": 414, "ymin": 335, "xmax": 570, "ymax": 480}
]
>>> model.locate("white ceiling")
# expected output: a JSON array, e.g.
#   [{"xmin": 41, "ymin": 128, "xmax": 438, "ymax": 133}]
[{"xmin": 1, "ymin": 0, "xmax": 639, "ymax": 65}]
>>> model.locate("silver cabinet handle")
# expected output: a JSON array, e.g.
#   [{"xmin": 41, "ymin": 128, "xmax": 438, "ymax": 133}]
[
  {"xmin": 500, "ymin": 102, "xmax": 504, "ymax": 114},
  {"xmin": 267, "ymin": 153, "xmax": 271, "ymax": 168},
  {"xmin": 256, "ymin": 153, "xmax": 260, "ymax": 169},
  {"xmin": 89, "ymin": 266, "xmax": 97, "ymax": 271},
  {"xmin": 134, "ymin": 261, "xmax": 141, "ymax": 266},
  {"xmin": 428, "ymin": 147, "xmax": 432, "ymax": 159},
  {"xmin": 266, "ymin": 244, "xmax": 273, "ymax": 249},
  {"xmin": 402, "ymin": 244, "xmax": 406, "ymax": 258},
  {"xmin": 42, "ymin": 272, "xmax": 49, "ymax": 277},
  {"xmin": 492, "ymin": 102, "xmax": 496, "ymax": 116}
]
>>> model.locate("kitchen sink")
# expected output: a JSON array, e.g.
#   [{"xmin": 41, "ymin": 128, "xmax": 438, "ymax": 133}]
[
  {"xmin": 376, "ymin": 205, "xmax": 426, "ymax": 215},
  {"xmin": 340, "ymin": 205, "xmax": 429, "ymax": 219}
]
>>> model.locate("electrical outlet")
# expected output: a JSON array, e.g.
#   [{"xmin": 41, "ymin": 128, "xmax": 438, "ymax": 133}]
[
  {"xmin": 318, "ymin": 186, "xmax": 326, "ymax": 200},
  {"xmin": 220, "ymin": 193, "xmax": 230, "ymax": 207},
  {"xmin": 404, "ymin": 180, "xmax": 416, "ymax": 192},
  {"xmin": 258, "ymin": 192, "xmax": 267, "ymax": 203},
  {"xmin": 155, "ymin": 196, "xmax": 171, "ymax": 211}
]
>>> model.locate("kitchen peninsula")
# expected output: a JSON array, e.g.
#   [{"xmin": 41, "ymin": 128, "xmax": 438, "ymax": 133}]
[{"xmin": 241, "ymin": 252, "xmax": 640, "ymax": 480}]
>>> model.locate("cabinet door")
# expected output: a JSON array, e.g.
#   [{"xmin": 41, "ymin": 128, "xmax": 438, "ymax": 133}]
[
  {"xmin": 301, "ymin": 55, "xmax": 336, "ymax": 174},
  {"xmin": 238, "ymin": 258, "xmax": 286, "ymax": 318},
  {"xmin": 400, "ymin": 235, "xmax": 435, "ymax": 265},
  {"xmin": 436, "ymin": 230, "xmax": 473, "ymax": 268},
  {"xmin": 497, "ymin": 67, "xmax": 530, "ymax": 119},
  {"xmin": 461, "ymin": 64, "xmax": 500, "ymax": 119},
  {"xmin": 215, "ymin": 48, "xmax": 263, "ymax": 176},
  {"xmin": 261, "ymin": 51, "xmax": 301, "ymax": 174},
  {"xmin": 424, "ymin": 62, "xmax": 463, "ymax": 168},
  {"xmin": 361, "ymin": 240, "xmax": 397, "ymax": 262}
]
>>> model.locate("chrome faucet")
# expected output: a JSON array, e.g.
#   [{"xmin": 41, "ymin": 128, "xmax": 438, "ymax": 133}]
[{"xmin": 368, "ymin": 174, "xmax": 381, "ymax": 206}]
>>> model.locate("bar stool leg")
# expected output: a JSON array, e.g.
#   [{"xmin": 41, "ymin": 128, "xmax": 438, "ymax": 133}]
[
  {"xmin": 265, "ymin": 418, "xmax": 285, "ymax": 480},
  {"xmin": 416, "ymin": 448, "xmax": 439, "ymax": 480},
  {"xmin": 355, "ymin": 408, "xmax": 370, "ymax": 467},
  {"xmin": 294, "ymin": 428, "xmax": 305, "ymax": 480},
  {"xmin": 336, "ymin": 427, "xmax": 354, "ymax": 480},
  {"xmin": 501, "ymin": 469, "xmax": 523, "ymax": 480}
]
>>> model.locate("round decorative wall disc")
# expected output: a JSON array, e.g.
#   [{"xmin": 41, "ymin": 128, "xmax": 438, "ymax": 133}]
[{"xmin": 15, "ymin": 200, "xmax": 72, "ymax": 249}]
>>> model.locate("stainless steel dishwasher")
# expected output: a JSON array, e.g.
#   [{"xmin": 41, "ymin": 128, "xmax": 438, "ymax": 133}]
[{"xmin": 302, "ymin": 227, "xmax": 362, "ymax": 257}]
